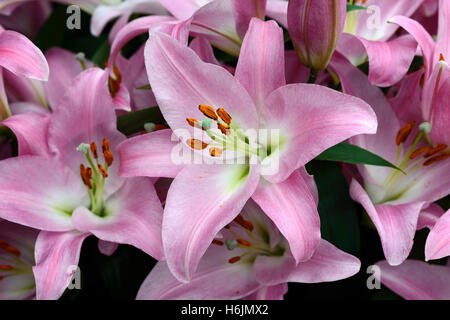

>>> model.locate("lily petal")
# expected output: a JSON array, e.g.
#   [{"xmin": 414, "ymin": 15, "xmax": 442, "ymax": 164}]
[
  {"xmin": 375, "ymin": 260, "xmax": 450, "ymax": 300},
  {"xmin": 0, "ymin": 29, "xmax": 48, "ymax": 80},
  {"xmin": 235, "ymin": 18, "xmax": 285, "ymax": 111},
  {"xmin": 231, "ymin": 0, "xmax": 266, "ymax": 39},
  {"xmin": 251, "ymin": 170, "xmax": 320, "ymax": 263},
  {"xmin": 0, "ymin": 156, "xmax": 88, "ymax": 231},
  {"xmin": 163, "ymin": 163, "xmax": 260, "ymax": 282},
  {"xmin": 72, "ymin": 177, "xmax": 164, "ymax": 260},
  {"xmin": 118, "ymin": 129, "xmax": 183, "ymax": 178},
  {"xmin": 97, "ymin": 239, "xmax": 118, "ymax": 256},
  {"xmin": 33, "ymin": 230, "xmax": 89, "ymax": 300},
  {"xmin": 425, "ymin": 209, "xmax": 450, "ymax": 260},
  {"xmin": 287, "ymin": 239, "xmax": 361, "ymax": 283}
]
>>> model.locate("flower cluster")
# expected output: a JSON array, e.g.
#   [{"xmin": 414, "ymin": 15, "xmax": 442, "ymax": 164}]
[{"xmin": 0, "ymin": 0, "xmax": 448, "ymax": 300}]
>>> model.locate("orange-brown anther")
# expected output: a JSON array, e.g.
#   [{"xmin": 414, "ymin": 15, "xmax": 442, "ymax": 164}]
[
  {"xmin": 217, "ymin": 122, "xmax": 230, "ymax": 135},
  {"xmin": 0, "ymin": 265, "xmax": 13, "ymax": 270},
  {"xmin": 102, "ymin": 138, "xmax": 110, "ymax": 153},
  {"xmin": 0, "ymin": 240, "xmax": 8, "ymax": 249},
  {"xmin": 409, "ymin": 146, "xmax": 431, "ymax": 160},
  {"xmin": 228, "ymin": 256, "xmax": 241, "ymax": 264},
  {"xmin": 98, "ymin": 164, "xmax": 108, "ymax": 178},
  {"xmin": 188, "ymin": 138, "xmax": 208, "ymax": 150},
  {"xmin": 234, "ymin": 215, "xmax": 254, "ymax": 232},
  {"xmin": 440, "ymin": 53, "xmax": 445, "ymax": 61},
  {"xmin": 212, "ymin": 239, "xmax": 224, "ymax": 246},
  {"xmin": 425, "ymin": 144, "xmax": 448, "ymax": 157},
  {"xmin": 209, "ymin": 147, "xmax": 223, "ymax": 157},
  {"xmin": 154, "ymin": 124, "xmax": 169, "ymax": 131},
  {"xmin": 90, "ymin": 142, "xmax": 98, "ymax": 159},
  {"xmin": 237, "ymin": 239, "xmax": 252, "ymax": 248},
  {"xmin": 199, "ymin": 104, "xmax": 218, "ymax": 120},
  {"xmin": 217, "ymin": 108, "xmax": 232, "ymax": 125},
  {"xmin": 0, "ymin": 276, "xmax": 3, "ymax": 280},
  {"xmin": 103, "ymin": 150, "xmax": 114, "ymax": 167},
  {"xmin": 396, "ymin": 120, "xmax": 416, "ymax": 145},
  {"xmin": 186, "ymin": 118, "xmax": 200, "ymax": 128},
  {"xmin": 423, "ymin": 153, "xmax": 450, "ymax": 166},
  {"xmin": 5, "ymin": 246, "xmax": 20, "ymax": 257},
  {"xmin": 80, "ymin": 165, "xmax": 92, "ymax": 189}
]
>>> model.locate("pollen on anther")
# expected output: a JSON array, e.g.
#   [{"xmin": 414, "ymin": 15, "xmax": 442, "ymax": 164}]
[
  {"xmin": 5, "ymin": 246, "xmax": 20, "ymax": 257},
  {"xmin": 409, "ymin": 146, "xmax": 431, "ymax": 160},
  {"xmin": 188, "ymin": 138, "xmax": 208, "ymax": 150},
  {"xmin": 217, "ymin": 122, "xmax": 230, "ymax": 135},
  {"xmin": 0, "ymin": 265, "xmax": 13, "ymax": 270},
  {"xmin": 212, "ymin": 239, "xmax": 224, "ymax": 246},
  {"xmin": 237, "ymin": 239, "xmax": 252, "ymax": 248},
  {"xmin": 102, "ymin": 138, "xmax": 110, "ymax": 153},
  {"xmin": 425, "ymin": 144, "xmax": 448, "ymax": 157},
  {"xmin": 90, "ymin": 142, "xmax": 98, "ymax": 159},
  {"xmin": 199, "ymin": 104, "xmax": 218, "ymax": 120},
  {"xmin": 217, "ymin": 108, "xmax": 232, "ymax": 125},
  {"xmin": 440, "ymin": 53, "xmax": 445, "ymax": 62},
  {"xmin": 210, "ymin": 147, "xmax": 222, "ymax": 157},
  {"xmin": 396, "ymin": 120, "xmax": 416, "ymax": 145},
  {"xmin": 423, "ymin": 153, "xmax": 450, "ymax": 166},
  {"xmin": 104, "ymin": 150, "xmax": 114, "ymax": 167},
  {"xmin": 98, "ymin": 164, "xmax": 108, "ymax": 178},
  {"xmin": 228, "ymin": 256, "xmax": 241, "ymax": 264}
]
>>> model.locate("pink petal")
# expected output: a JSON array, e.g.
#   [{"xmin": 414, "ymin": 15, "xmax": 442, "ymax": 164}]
[
  {"xmin": 253, "ymin": 255, "xmax": 296, "ymax": 285},
  {"xmin": 260, "ymin": 83, "xmax": 377, "ymax": 183},
  {"xmin": 144, "ymin": 31, "xmax": 258, "ymax": 132},
  {"xmin": 1, "ymin": 111, "xmax": 50, "ymax": 156},
  {"xmin": 417, "ymin": 203, "xmax": 445, "ymax": 230},
  {"xmin": 435, "ymin": 0, "xmax": 450, "ymax": 61},
  {"xmin": 287, "ymin": 239, "xmax": 361, "ymax": 283},
  {"xmin": 44, "ymin": 47, "xmax": 91, "ymax": 109},
  {"xmin": 0, "ymin": 156, "xmax": 88, "ymax": 231},
  {"xmin": 33, "ymin": 230, "xmax": 89, "ymax": 300},
  {"xmin": 137, "ymin": 245, "xmax": 260, "ymax": 300},
  {"xmin": 375, "ymin": 260, "xmax": 450, "ymax": 300},
  {"xmin": 72, "ymin": 177, "xmax": 164, "ymax": 260},
  {"xmin": 284, "ymin": 50, "xmax": 310, "ymax": 84},
  {"xmin": 90, "ymin": 0, "xmax": 167, "ymax": 36},
  {"xmin": 243, "ymin": 283, "xmax": 288, "ymax": 300},
  {"xmin": 231, "ymin": 0, "xmax": 266, "ymax": 38},
  {"xmin": 118, "ymin": 129, "xmax": 184, "ymax": 178},
  {"xmin": 235, "ymin": 18, "xmax": 285, "ymax": 111},
  {"xmin": 189, "ymin": 36, "xmax": 220, "ymax": 65},
  {"xmin": 3, "ymin": 68, "xmax": 48, "ymax": 108},
  {"xmin": 251, "ymin": 170, "xmax": 320, "ymax": 263},
  {"xmin": 359, "ymin": 35, "xmax": 418, "ymax": 87},
  {"xmin": 265, "ymin": 0, "xmax": 288, "ymax": 28},
  {"xmin": 430, "ymin": 75, "xmax": 450, "ymax": 145},
  {"xmin": 158, "ymin": 0, "xmax": 209, "ymax": 19},
  {"xmin": 190, "ymin": 0, "xmax": 241, "ymax": 57},
  {"xmin": 0, "ymin": 29, "xmax": 48, "ymax": 80},
  {"xmin": 350, "ymin": 179, "xmax": 425, "ymax": 266},
  {"xmin": 97, "ymin": 239, "xmax": 119, "ymax": 256},
  {"xmin": 389, "ymin": 15, "xmax": 435, "ymax": 77},
  {"xmin": 163, "ymin": 163, "xmax": 260, "ymax": 282},
  {"xmin": 425, "ymin": 209, "xmax": 450, "ymax": 260}
]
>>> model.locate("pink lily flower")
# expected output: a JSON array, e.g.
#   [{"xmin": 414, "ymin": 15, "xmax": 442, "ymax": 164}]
[
  {"xmin": 0, "ymin": 219, "xmax": 38, "ymax": 300},
  {"xmin": 329, "ymin": 53, "xmax": 450, "ymax": 266},
  {"xmin": 136, "ymin": 199, "xmax": 361, "ymax": 300},
  {"xmin": 389, "ymin": 0, "xmax": 450, "ymax": 147},
  {"xmin": 0, "ymin": 25, "xmax": 49, "ymax": 119},
  {"xmin": 118, "ymin": 18, "xmax": 377, "ymax": 282},
  {"xmin": 375, "ymin": 259, "xmax": 450, "ymax": 300},
  {"xmin": 0, "ymin": 68, "xmax": 164, "ymax": 299},
  {"xmin": 425, "ymin": 209, "xmax": 450, "ymax": 260},
  {"xmin": 336, "ymin": 0, "xmax": 425, "ymax": 87}
]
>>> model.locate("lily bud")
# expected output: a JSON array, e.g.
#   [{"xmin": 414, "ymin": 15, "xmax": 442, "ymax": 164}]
[{"xmin": 287, "ymin": 0, "xmax": 347, "ymax": 71}]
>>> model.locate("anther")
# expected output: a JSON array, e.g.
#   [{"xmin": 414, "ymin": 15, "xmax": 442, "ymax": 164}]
[
  {"xmin": 103, "ymin": 150, "xmax": 114, "ymax": 166},
  {"xmin": 212, "ymin": 239, "xmax": 224, "ymax": 246},
  {"xmin": 102, "ymin": 138, "xmax": 110, "ymax": 153},
  {"xmin": 80, "ymin": 165, "xmax": 92, "ymax": 189},
  {"xmin": 228, "ymin": 256, "xmax": 241, "ymax": 264},
  {"xmin": 237, "ymin": 239, "xmax": 252, "ymax": 248},
  {"xmin": 98, "ymin": 164, "xmax": 108, "ymax": 178},
  {"xmin": 423, "ymin": 153, "xmax": 450, "ymax": 166},
  {"xmin": 186, "ymin": 118, "xmax": 200, "ymax": 128},
  {"xmin": 0, "ymin": 240, "xmax": 8, "ymax": 248},
  {"xmin": 217, "ymin": 108, "xmax": 232, "ymax": 125},
  {"xmin": 188, "ymin": 138, "xmax": 208, "ymax": 150},
  {"xmin": 409, "ymin": 146, "xmax": 431, "ymax": 160},
  {"xmin": 425, "ymin": 144, "xmax": 448, "ymax": 157},
  {"xmin": 199, "ymin": 104, "xmax": 218, "ymax": 120},
  {"xmin": 234, "ymin": 215, "xmax": 254, "ymax": 232},
  {"xmin": 210, "ymin": 147, "xmax": 222, "ymax": 157},
  {"xmin": 396, "ymin": 120, "xmax": 416, "ymax": 145},
  {"xmin": 5, "ymin": 246, "xmax": 20, "ymax": 257},
  {"xmin": 90, "ymin": 142, "xmax": 98, "ymax": 159},
  {"xmin": 440, "ymin": 53, "xmax": 445, "ymax": 62},
  {"xmin": 0, "ymin": 265, "xmax": 13, "ymax": 270},
  {"xmin": 217, "ymin": 122, "xmax": 230, "ymax": 135}
]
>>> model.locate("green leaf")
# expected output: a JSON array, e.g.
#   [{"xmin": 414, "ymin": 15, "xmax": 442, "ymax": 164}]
[
  {"xmin": 117, "ymin": 107, "xmax": 165, "ymax": 135},
  {"xmin": 347, "ymin": 4, "xmax": 367, "ymax": 12},
  {"xmin": 90, "ymin": 38, "xmax": 111, "ymax": 66},
  {"xmin": 306, "ymin": 161, "xmax": 360, "ymax": 256},
  {"xmin": 35, "ymin": 5, "xmax": 67, "ymax": 52},
  {"xmin": 315, "ymin": 143, "xmax": 403, "ymax": 172}
]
